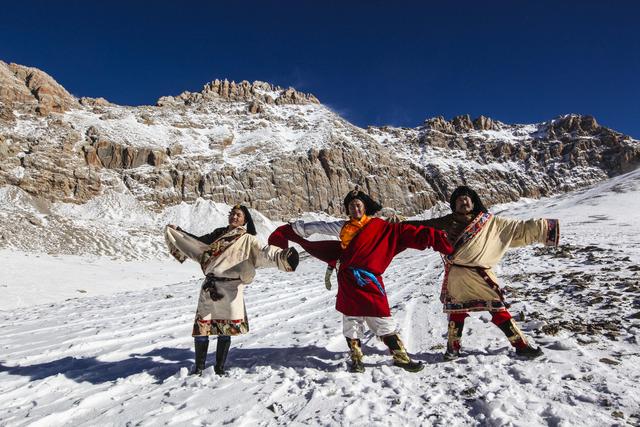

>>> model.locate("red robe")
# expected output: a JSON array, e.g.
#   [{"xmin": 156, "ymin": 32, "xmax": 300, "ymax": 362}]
[
  {"xmin": 336, "ymin": 218, "xmax": 449, "ymax": 316},
  {"xmin": 269, "ymin": 219, "xmax": 453, "ymax": 317}
]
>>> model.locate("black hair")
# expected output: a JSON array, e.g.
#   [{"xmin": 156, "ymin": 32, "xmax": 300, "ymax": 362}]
[
  {"xmin": 232, "ymin": 205, "xmax": 257, "ymax": 235},
  {"xmin": 449, "ymin": 186, "xmax": 488, "ymax": 215},
  {"xmin": 343, "ymin": 189, "xmax": 383, "ymax": 216}
]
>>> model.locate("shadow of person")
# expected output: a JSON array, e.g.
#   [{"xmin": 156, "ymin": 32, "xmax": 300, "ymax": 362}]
[
  {"xmin": 207, "ymin": 344, "xmax": 344, "ymax": 372},
  {"xmin": 0, "ymin": 347, "xmax": 194, "ymax": 385},
  {"xmin": 413, "ymin": 347, "xmax": 511, "ymax": 365},
  {"xmin": 0, "ymin": 345, "xmax": 345, "ymax": 385}
]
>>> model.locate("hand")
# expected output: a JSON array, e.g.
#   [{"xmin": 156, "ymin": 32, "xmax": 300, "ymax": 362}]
[
  {"xmin": 433, "ymin": 230, "xmax": 454, "ymax": 255},
  {"xmin": 324, "ymin": 266, "xmax": 334, "ymax": 290}
]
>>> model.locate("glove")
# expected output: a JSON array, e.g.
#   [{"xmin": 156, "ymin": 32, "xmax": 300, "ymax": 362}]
[
  {"xmin": 433, "ymin": 230, "xmax": 454, "ymax": 255},
  {"xmin": 324, "ymin": 266, "xmax": 334, "ymax": 290}
]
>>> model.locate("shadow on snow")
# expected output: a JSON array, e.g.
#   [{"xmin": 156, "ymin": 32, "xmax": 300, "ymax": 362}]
[{"xmin": 0, "ymin": 345, "xmax": 350, "ymax": 385}]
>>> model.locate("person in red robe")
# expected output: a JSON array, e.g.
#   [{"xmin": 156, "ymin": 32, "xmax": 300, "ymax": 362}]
[{"xmin": 269, "ymin": 189, "xmax": 453, "ymax": 373}]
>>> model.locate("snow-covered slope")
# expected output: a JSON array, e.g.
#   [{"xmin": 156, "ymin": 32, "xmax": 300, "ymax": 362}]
[{"xmin": 1, "ymin": 170, "xmax": 639, "ymax": 426}]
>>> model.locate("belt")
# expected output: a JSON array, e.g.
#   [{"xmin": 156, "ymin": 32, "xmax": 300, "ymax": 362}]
[
  {"xmin": 206, "ymin": 276, "xmax": 239, "ymax": 282},
  {"xmin": 201, "ymin": 275, "xmax": 239, "ymax": 302}
]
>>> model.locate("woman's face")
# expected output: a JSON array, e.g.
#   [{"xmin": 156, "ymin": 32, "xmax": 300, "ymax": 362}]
[
  {"xmin": 348, "ymin": 199, "xmax": 366, "ymax": 220},
  {"xmin": 228, "ymin": 208, "xmax": 246, "ymax": 228},
  {"xmin": 455, "ymin": 195, "xmax": 474, "ymax": 215}
]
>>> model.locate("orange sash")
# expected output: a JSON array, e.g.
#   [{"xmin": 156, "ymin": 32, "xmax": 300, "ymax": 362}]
[{"xmin": 339, "ymin": 215, "xmax": 371, "ymax": 249}]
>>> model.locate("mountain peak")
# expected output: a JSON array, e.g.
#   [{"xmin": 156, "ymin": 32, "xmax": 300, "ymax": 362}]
[
  {"xmin": 422, "ymin": 114, "xmax": 501, "ymax": 133},
  {"xmin": 156, "ymin": 78, "xmax": 320, "ymax": 107}
]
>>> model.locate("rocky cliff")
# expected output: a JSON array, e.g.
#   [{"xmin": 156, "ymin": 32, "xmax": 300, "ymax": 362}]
[{"xmin": 1, "ymin": 60, "xmax": 639, "ymax": 222}]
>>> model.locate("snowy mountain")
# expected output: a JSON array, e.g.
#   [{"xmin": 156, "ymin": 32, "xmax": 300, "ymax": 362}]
[
  {"xmin": 1, "ymin": 60, "xmax": 639, "ymax": 259},
  {"xmin": 1, "ymin": 169, "xmax": 639, "ymax": 426}
]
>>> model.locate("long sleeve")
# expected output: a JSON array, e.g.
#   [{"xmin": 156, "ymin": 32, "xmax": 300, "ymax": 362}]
[
  {"xmin": 494, "ymin": 217, "xmax": 560, "ymax": 248},
  {"xmin": 395, "ymin": 222, "xmax": 454, "ymax": 255},
  {"xmin": 290, "ymin": 220, "xmax": 345, "ymax": 238},
  {"xmin": 250, "ymin": 236, "xmax": 292, "ymax": 271},
  {"xmin": 164, "ymin": 226, "xmax": 213, "ymax": 264},
  {"xmin": 175, "ymin": 226, "xmax": 226, "ymax": 245},
  {"xmin": 402, "ymin": 214, "xmax": 453, "ymax": 232}
]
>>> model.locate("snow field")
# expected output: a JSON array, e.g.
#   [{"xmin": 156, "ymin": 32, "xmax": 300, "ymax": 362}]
[{"xmin": 1, "ymin": 170, "xmax": 640, "ymax": 425}]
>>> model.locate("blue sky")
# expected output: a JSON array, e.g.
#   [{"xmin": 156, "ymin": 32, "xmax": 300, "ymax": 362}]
[{"xmin": 1, "ymin": 1, "xmax": 639, "ymax": 137}]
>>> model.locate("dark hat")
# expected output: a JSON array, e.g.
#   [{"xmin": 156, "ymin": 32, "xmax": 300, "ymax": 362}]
[
  {"xmin": 232, "ymin": 204, "xmax": 257, "ymax": 235},
  {"xmin": 449, "ymin": 186, "xmax": 488, "ymax": 215},
  {"xmin": 343, "ymin": 189, "xmax": 383, "ymax": 216}
]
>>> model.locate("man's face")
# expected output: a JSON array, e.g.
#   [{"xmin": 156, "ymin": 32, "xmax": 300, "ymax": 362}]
[
  {"xmin": 228, "ymin": 208, "xmax": 246, "ymax": 228},
  {"xmin": 455, "ymin": 195, "xmax": 474, "ymax": 214},
  {"xmin": 348, "ymin": 199, "xmax": 366, "ymax": 220}
]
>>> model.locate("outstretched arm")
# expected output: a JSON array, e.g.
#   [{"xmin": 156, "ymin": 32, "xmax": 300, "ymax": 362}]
[
  {"xmin": 396, "ymin": 222, "xmax": 454, "ymax": 255},
  {"xmin": 402, "ymin": 214, "xmax": 452, "ymax": 231},
  {"xmin": 269, "ymin": 224, "xmax": 342, "ymax": 265},
  {"xmin": 289, "ymin": 220, "xmax": 345, "ymax": 238},
  {"xmin": 495, "ymin": 217, "xmax": 560, "ymax": 248},
  {"xmin": 251, "ymin": 236, "xmax": 299, "ymax": 272},
  {"xmin": 167, "ymin": 225, "xmax": 225, "ymax": 245}
]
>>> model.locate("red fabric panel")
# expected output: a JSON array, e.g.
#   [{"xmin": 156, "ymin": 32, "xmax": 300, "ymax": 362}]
[
  {"xmin": 268, "ymin": 224, "xmax": 340, "ymax": 266},
  {"xmin": 449, "ymin": 312, "xmax": 470, "ymax": 322},
  {"xmin": 490, "ymin": 310, "xmax": 513, "ymax": 325}
]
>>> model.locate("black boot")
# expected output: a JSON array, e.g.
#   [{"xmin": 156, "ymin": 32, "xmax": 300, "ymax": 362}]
[
  {"xmin": 444, "ymin": 318, "xmax": 465, "ymax": 361},
  {"xmin": 382, "ymin": 334, "xmax": 424, "ymax": 373},
  {"xmin": 515, "ymin": 345, "xmax": 544, "ymax": 358},
  {"xmin": 214, "ymin": 336, "xmax": 231, "ymax": 375},
  {"xmin": 192, "ymin": 338, "xmax": 209, "ymax": 376},
  {"xmin": 346, "ymin": 338, "xmax": 365, "ymax": 373}
]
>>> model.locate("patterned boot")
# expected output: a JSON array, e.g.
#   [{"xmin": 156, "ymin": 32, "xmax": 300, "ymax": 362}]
[
  {"xmin": 495, "ymin": 318, "xmax": 543, "ymax": 359},
  {"xmin": 346, "ymin": 338, "xmax": 365, "ymax": 373},
  {"xmin": 444, "ymin": 318, "xmax": 465, "ymax": 361},
  {"xmin": 382, "ymin": 334, "xmax": 424, "ymax": 373},
  {"xmin": 191, "ymin": 337, "xmax": 209, "ymax": 376},
  {"xmin": 214, "ymin": 336, "xmax": 231, "ymax": 375}
]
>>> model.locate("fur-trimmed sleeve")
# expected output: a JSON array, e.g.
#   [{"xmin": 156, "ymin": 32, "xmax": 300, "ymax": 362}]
[{"xmin": 290, "ymin": 220, "xmax": 345, "ymax": 238}]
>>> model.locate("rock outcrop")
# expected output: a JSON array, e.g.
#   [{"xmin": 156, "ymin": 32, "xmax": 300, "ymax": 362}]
[
  {"xmin": 425, "ymin": 114, "xmax": 499, "ymax": 133},
  {"xmin": 157, "ymin": 79, "xmax": 319, "ymax": 107},
  {"xmin": 0, "ymin": 61, "xmax": 77, "ymax": 115}
]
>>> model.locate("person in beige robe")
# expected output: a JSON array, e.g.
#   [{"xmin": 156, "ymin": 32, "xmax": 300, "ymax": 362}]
[
  {"xmin": 407, "ymin": 186, "xmax": 559, "ymax": 360},
  {"xmin": 165, "ymin": 205, "xmax": 298, "ymax": 375}
]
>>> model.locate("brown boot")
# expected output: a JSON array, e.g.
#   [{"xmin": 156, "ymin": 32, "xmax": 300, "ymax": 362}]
[
  {"xmin": 496, "ymin": 318, "xmax": 543, "ymax": 359},
  {"xmin": 444, "ymin": 318, "xmax": 465, "ymax": 361},
  {"xmin": 382, "ymin": 334, "xmax": 424, "ymax": 373},
  {"xmin": 346, "ymin": 338, "xmax": 365, "ymax": 373}
]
